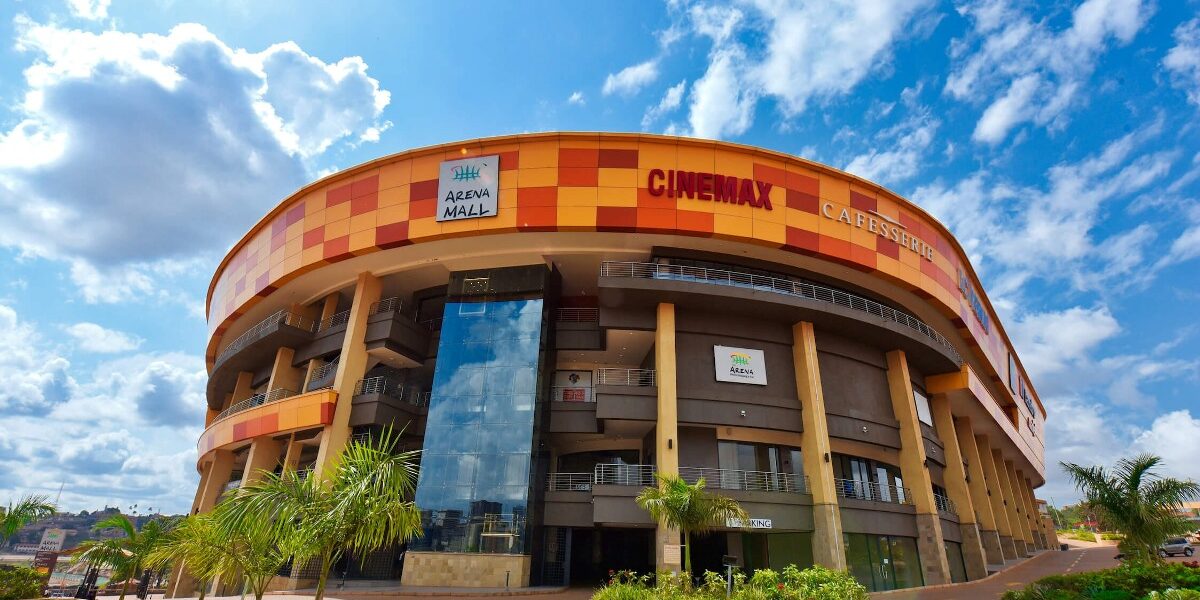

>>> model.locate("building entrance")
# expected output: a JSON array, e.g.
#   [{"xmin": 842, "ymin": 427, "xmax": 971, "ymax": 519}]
[{"xmin": 568, "ymin": 528, "xmax": 654, "ymax": 585}]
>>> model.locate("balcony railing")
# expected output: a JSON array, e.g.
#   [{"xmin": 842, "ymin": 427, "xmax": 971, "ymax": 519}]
[
  {"xmin": 215, "ymin": 310, "xmax": 316, "ymax": 365},
  {"xmin": 305, "ymin": 359, "xmax": 339, "ymax": 391},
  {"xmin": 214, "ymin": 388, "xmax": 296, "ymax": 423},
  {"xmin": 934, "ymin": 492, "xmax": 957, "ymax": 515},
  {"xmin": 834, "ymin": 478, "xmax": 914, "ymax": 505},
  {"xmin": 556, "ymin": 308, "xmax": 599, "ymax": 323},
  {"xmin": 546, "ymin": 472, "xmax": 593, "ymax": 492},
  {"xmin": 370, "ymin": 297, "xmax": 404, "ymax": 316},
  {"xmin": 595, "ymin": 368, "xmax": 656, "ymax": 387},
  {"xmin": 679, "ymin": 467, "xmax": 810, "ymax": 494},
  {"xmin": 593, "ymin": 463, "xmax": 658, "ymax": 487},
  {"xmin": 316, "ymin": 309, "xmax": 350, "ymax": 332},
  {"xmin": 353, "ymin": 376, "xmax": 430, "ymax": 407},
  {"xmin": 552, "ymin": 386, "xmax": 594, "ymax": 402},
  {"xmin": 600, "ymin": 261, "xmax": 961, "ymax": 365},
  {"xmin": 421, "ymin": 317, "xmax": 444, "ymax": 331}
]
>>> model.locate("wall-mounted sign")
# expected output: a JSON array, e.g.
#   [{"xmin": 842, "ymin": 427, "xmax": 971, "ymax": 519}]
[
  {"xmin": 647, "ymin": 169, "xmax": 774, "ymax": 210},
  {"xmin": 437, "ymin": 155, "xmax": 499, "ymax": 222},
  {"xmin": 714, "ymin": 345, "xmax": 767, "ymax": 385},
  {"xmin": 663, "ymin": 544, "xmax": 682, "ymax": 565},
  {"xmin": 956, "ymin": 268, "xmax": 991, "ymax": 333},
  {"xmin": 819, "ymin": 202, "xmax": 935, "ymax": 262},
  {"xmin": 553, "ymin": 370, "xmax": 592, "ymax": 402},
  {"xmin": 727, "ymin": 518, "xmax": 773, "ymax": 529}
]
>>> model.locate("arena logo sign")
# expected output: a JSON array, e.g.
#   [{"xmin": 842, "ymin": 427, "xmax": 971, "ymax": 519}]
[
  {"xmin": 956, "ymin": 268, "xmax": 991, "ymax": 333},
  {"xmin": 820, "ymin": 202, "xmax": 935, "ymax": 262},
  {"xmin": 647, "ymin": 169, "xmax": 774, "ymax": 210},
  {"xmin": 437, "ymin": 155, "xmax": 499, "ymax": 222},
  {"xmin": 714, "ymin": 345, "xmax": 767, "ymax": 385}
]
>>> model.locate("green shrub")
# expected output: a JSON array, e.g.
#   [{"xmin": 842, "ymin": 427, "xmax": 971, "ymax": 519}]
[
  {"xmin": 1001, "ymin": 562, "xmax": 1200, "ymax": 599},
  {"xmin": 1101, "ymin": 533, "xmax": 1126, "ymax": 541},
  {"xmin": 0, "ymin": 565, "xmax": 47, "ymax": 600},
  {"xmin": 590, "ymin": 565, "xmax": 867, "ymax": 600}
]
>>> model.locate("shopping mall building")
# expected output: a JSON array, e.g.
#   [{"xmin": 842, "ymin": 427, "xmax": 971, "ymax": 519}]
[{"xmin": 180, "ymin": 132, "xmax": 1055, "ymax": 593}]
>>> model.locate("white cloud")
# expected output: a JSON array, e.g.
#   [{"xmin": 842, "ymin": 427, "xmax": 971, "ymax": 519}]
[
  {"xmin": 602, "ymin": 60, "xmax": 659, "ymax": 96},
  {"xmin": 0, "ymin": 303, "xmax": 73, "ymax": 414},
  {"xmin": 689, "ymin": 47, "xmax": 757, "ymax": 138},
  {"xmin": 946, "ymin": 0, "xmax": 1153, "ymax": 144},
  {"xmin": 66, "ymin": 0, "xmax": 110, "ymax": 20},
  {"xmin": 567, "ymin": 91, "xmax": 585, "ymax": 105},
  {"xmin": 1009, "ymin": 305, "xmax": 1121, "ymax": 384},
  {"xmin": 642, "ymin": 79, "xmax": 687, "ymax": 129},
  {"xmin": 0, "ymin": 19, "xmax": 391, "ymax": 302},
  {"xmin": 1164, "ymin": 19, "xmax": 1200, "ymax": 108},
  {"xmin": 843, "ymin": 112, "xmax": 939, "ymax": 185},
  {"xmin": 64, "ymin": 322, "xmax": 143, "ymax": 353}
]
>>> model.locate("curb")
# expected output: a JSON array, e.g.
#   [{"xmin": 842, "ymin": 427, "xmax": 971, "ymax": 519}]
[
  {"xmin": 869, "ymin": 549, "xmax": 1066, "ymax": 596},
  {"xmin": 270, "ymin": 587, "xmax": 571, "ymax": 598}
]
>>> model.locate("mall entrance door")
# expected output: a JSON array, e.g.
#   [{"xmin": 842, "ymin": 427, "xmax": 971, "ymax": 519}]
[{"xmin": 569, "ymin": 528, "xmax": 654, "ymax": 585}]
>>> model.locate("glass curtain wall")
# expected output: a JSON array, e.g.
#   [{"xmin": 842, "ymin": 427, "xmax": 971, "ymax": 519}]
[{"xmin": 842, "ymin": 533, "xmax": 923, "ymax": 591}]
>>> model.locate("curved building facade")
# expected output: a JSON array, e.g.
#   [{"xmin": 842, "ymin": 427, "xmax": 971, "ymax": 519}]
[{"xmin": 185, "ymin": 133, "xmax": 1051, "ymax": 592}]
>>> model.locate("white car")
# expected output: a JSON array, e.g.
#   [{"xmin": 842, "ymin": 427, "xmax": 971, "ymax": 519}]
[{"xmin": 1160, "ymin": 537, "xmax": 1195, "ymax": 557}]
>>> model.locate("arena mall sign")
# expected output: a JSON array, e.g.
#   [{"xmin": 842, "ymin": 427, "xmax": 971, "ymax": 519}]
[
  {"xmin": 437, "ymin": 155, "xmax": 499, "ymax": 222},
  {"xmin": 820, "ymin": 202, "xmax": 936, "ymax": 262}
]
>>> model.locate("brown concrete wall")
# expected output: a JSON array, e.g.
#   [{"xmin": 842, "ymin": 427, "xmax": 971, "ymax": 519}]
[{"xmin": 401, "ymin": 552, "xmax": 531, "ymax": 588}]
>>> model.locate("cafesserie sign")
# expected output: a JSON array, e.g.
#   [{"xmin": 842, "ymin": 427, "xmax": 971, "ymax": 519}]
[
  {"xmin": 437, "ymin": 155, "xmax": 499, "ymax": 222},
  {"xmin": 714, "ymin": 345, "xmax": 767, "ymax": 385},
  {"xmin": 819, "ymin": 202, "xmax": 935, "ymax": 262}
]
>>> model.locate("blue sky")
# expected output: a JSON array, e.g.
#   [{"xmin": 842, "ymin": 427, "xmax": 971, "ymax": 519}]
[{"xmin": 0, "ymin": 0, "xmax": 1198, "ymax": 513}]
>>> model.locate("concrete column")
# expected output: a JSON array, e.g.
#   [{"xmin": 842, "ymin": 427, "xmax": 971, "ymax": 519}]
[
  {"xmin": 956, "ymin": 417, "xmax": 1004, "ymax": 566},
  {"xmin": 313, "ymin": 272, "xmax": 381, "ymax": 479},
  {"xmin": 654, "ymin": 303, "xmax": 682, "ymax": 572},
  {"xmin": 240, "ymin": 437, "xmax": 284, "ymax": 487},
  {"xmin": 267, "ymin": 347, "xmax": 304, "ymax": 394},
  {"xmin": 929, "ymin": 394, "xmax": 988, "ymax": 580},
  {"xmin": 885, "ymin": 350, "xmax": 951, "ymax": 585},
  {"xmin": 976, "ymin": 434, "xmax": 1017, "ymax": 560},
  {"xmin": 791, "ymin": 322, "xmax": 846, "ymax": 570},
  {"xmin": 170, "ymin": 462, "xmax": 217, "ymax": 598},
  {"xmin": 195, "ymin": 450, "xmax": 235, "ymax": 514},
  {"xmin": 991, "ymin": 449, "xmax": 1028, "ymax": 556},
  {"xmin": 231, "ymin": 371, "xmax": 254, "ymax": 404},
  {"xmin": 281, "ymin": 433, "xmax": 302, "ymax": 471},
  {"xmin": 1015, "ymin": 470, "xmax": 1042, "ymax": 550}
]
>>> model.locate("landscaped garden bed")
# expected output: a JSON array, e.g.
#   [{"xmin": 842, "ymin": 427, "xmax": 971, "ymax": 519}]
[
  {"xmin": 593, "ymin": 565, "xmax": 868, "ymax": 600},
  {"xmin": 1001, "ymin": 562, "xmax": 1200, "ymax": 599}
]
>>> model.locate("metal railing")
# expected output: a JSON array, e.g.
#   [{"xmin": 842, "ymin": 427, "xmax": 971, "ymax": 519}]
[
  {"xmin": 595, "ymin": 368, "xmax": 656, "ymax": 387},
  {"xmin": 593, "ymin": 463, "xmax": 658, "ymax": 487},
  {"xmin": 214, "ymin": 388, "xmax": 296, "ymax": 423},
  {"xmin": 370, "ymin": 297, "xmax": 404, "ymax": 315},
  {"xmin": 834, "ymin": 478, "xmax": 914, "ymax": 505},
  {"xmin": 546, "ymin": 472, "xmax": 593, "ymax": 491},
  {"xmin": 353, "ymin": 376, "xmax": 430, "ymax": 407},
  {"xmin": 556, "ymin": 308, "xmax": 599, "ymax": 323},
  {"xmin": 679, "ymin": 467, "xmax": 810, "ymax": 494},
  {"xmin": 934, "ymin": 492, "xmax": 957, "ymax": 515},
  {"xmin": 422, "ymin": 317, "xmax": 444, "ymax": 331},
  {"xmin": 309, "ymin": 359, "xmax": 338, "ymax": 382},
  {"xmin": 600, "ymin": 261, "xmax": 961, "ymax": 365},
  {"xmin": 221, "ymin": 479, "xmax": 241, "ymax": 495},
  {"xmin": 316, "ymin": 310, "xmax": 350, "ymax": 332},
  {"xmin": 552, "ymin": 386, "xmax": 594, "ymax": 402},
  {"xmin": 216, "ymin": 310, "xmax": 316, "ymax": 364}
]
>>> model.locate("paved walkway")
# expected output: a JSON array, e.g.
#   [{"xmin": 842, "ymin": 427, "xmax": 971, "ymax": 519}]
[{"xmin": 870, "ymin": 547, "xmax": 1119, "ymax": 599}]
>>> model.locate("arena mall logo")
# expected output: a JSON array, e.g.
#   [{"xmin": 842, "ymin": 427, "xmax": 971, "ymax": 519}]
[
  {"xmin": 820, "ymin": 202, "xmax": 936, "ymax": 262},
  {"xmin": 646, "ymin": 169, "xmax": 774, "ymax": 210},
  {"xmin": 714, "ymin": 345, "xmax": 767, "ymax": 385},
  {"xmin": 452, "ymin": 165, "xmax": 481, "ymax": 181}
]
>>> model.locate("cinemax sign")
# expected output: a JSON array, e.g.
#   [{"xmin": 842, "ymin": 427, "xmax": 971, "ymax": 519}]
[{"xmin": 437, "ymin": 156, "xmax": 499, "ymax": 222}]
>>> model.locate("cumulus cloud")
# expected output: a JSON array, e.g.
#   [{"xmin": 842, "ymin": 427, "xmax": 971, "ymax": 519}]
[
  {"xmin": 642, "ymin": 79, "xmax": 687, "ymax": 130},
  {"xmin": 0, "ymin": 303, "xmax": 73, "ymax": 414},
  {"xmin": 0, "ymin": 19, "xmax": 391, "ymax": 302},
  {"xmin": 1164, "ymin": 19, "xmax": 1200, "ymax": 108},
  {"xmin": 843, "ymin": 111, "xmax": 939, "ymax": 185},
  {"xmin": 567, "ymin": 91, "xmax": 585, "ymax": 105},
  {"xmin": 945, "ymin": 0, "xmax": 1153, "ymax": 144},
  {"xmin": 66, "ymin": 0, "xmax": 110, "ymax": 20},
  {"xmin": 65, "ymin": 322, "xmax": 143, "ymax": 353},
  {"xmin": 602, "ymin": 60, "xmax": 659, "ymax": 96}
]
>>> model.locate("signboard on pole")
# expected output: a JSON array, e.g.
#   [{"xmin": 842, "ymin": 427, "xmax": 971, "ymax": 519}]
[{"xmin": 662, "ymin": 544, "xmax": 682, "ymax": 565}]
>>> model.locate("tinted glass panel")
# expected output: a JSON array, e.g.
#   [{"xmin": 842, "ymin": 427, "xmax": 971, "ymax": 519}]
[
  {"xmin": 888, "ymin": 536, "xmax": 923, "ymax": 589},
  {"xmin": 946, "ymin": 541, "xmax": 967, "ymax": 583}
]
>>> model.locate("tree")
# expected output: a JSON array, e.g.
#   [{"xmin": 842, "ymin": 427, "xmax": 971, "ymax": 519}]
[
  {"xmin": 74, "ymin": 515, "xmax": 171, "ymax": 600},
  {"xmin": 216, "ymin": 427, "xmax": 422, "ymax": 600},
  {"xmin": 1, "ymin": 494, "xmax": 56, "ymax": 545},
  {"xmin": 146, "ymin": 514, "xmax": 223, "ymax": 600},
  {"xmin": 635, "ymin": 473, "xmax": 750, "ymax": 577},
  {"xmin": 1061, "ymin": 454, "xmax": 1200, "ymax": 563}
]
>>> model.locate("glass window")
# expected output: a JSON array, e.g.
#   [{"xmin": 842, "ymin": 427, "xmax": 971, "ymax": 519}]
[
  {"xmin": 945, "ymin": 541, "xmax": 967, "ymax": 583},
  {"xmin": 766, "ymin": 532, "xmax": 813, "ymax": 571},
  {"xmin": 843, "ymin": 533, "xmax": 877, "ymax": 591},
  {"xmin": 914, "ymin": 388, "xmax": 933, "ymax": 426},
  {"xmin": 888, "ymin": 536, "xmax": 923, "ymax": 589}
]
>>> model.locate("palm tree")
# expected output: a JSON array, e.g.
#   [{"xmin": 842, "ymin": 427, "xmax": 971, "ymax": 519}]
[
  {"xmin": 1062, "ymin": 454, "xmax": 1200, "ymax": 563},
  {"xmin": 1, "ymin": 494, "xmax": 57, "ymax": 545},
  {"xmin": 74, "ymin": 514, "xmax": 171, "ymax": 600},
  {"xmin": 216, "ymin": 427, "xmax": 422, "ymax": 600},
  {"xmin": 146, "ymin": 514, "xmax": 224, "ymax": 600},
  {"xmin": 636, "ymin": 473, "xmax": 750, "ymax": 577}
]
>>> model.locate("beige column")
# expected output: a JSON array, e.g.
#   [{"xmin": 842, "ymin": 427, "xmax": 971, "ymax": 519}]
[
  {"xmin": 230, "ymin": 371, "xmax": 254, "ymax": 405},
  {"xmin": 169, "ymin": 462, "xmax": 217, "ymax": 597},
  {"xmin": 654, "ymin": 303, "xmax": 682, "ymax": 572},
  {"xmin": 281, "ymin": 433, "xmax": 302, "ymax": 471},
  {"xmin": 267, "ymin": 347, "xmax": 304, "ymax": 394},
  {"xmin": 1014, "ymin": 469, "xmax": 1042, "ymax": 550},
  {"xmin": 195, "ymin": 450, "xmax": 235, "ymax": 514},
  {"xmin": 991, "ymin": 449, "xmax": 1029, "ymax": 556},
  {"xmin": 976, "ymin": 434, "xmax": 1017, "ymax": 560},
  {"xmin": 885, "ymin": 350, "xmax": 951, "ymax": 585},
  {"xmin": 792, "ymin": 322, "xmax": 846, "ymax": 570},
  {"xmin": 313, "ymin": 272, "xmax": 381, "ymax": 478},
  {"xmin": 929, "ymin": 394, "xmax": 988, "ymax": 580},
  {"xmin": 957, "ymin": 417, "xmax": 1005, "ymax": 566},
  {"xmin": 240, "ymin": 437, "xmax": 284, "ymax": 487}
]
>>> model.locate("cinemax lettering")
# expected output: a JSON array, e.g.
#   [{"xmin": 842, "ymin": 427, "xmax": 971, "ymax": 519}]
[
  {"xmin": 820, "ymin": 202, "xmax": 935, "ymax": 262},
  {"xmin": 647, "ymin": 169, "xmax": 773, "ymax": 210}
]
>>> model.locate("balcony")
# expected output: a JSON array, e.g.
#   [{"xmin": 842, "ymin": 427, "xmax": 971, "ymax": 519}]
[
  {"xmin": 556, "ymin": 308, "xmax": 602, "ymax": 350},
  {"xmin": 599, "ymin": 261, "xmax": 962, "ymax": 373},
  {"xmin": 198, "ymin": 389, "xmax": 338, "ymax": 459},
  {"xmin": 593, "ymin": 368, "xmax": 656, "ymax": 423},
  {"xmin": 934, "ymin": 492, "xmax": 957, "ymax": 516},
  {"xmin": 348, "ymin": 376, "xmax": 429, "ymax": 429},
  {"xmin": 834, "ymin": 478, "xmax": 914, "ymax": 506},
  {"xmin": 214, "ymin": 388, "xmax": 296, "ymax": 423},
  {"xmin": 546, "ymin": 472, "xmax": 593, "ymax": 492},
  {"xmin": 208, "ymin": 310, "xmax": 317, "ymax": 404},
  {"xmin": 364, "ymin": 297, "xmax": 430, "ymax": 369},
  {"xmin": 679, "ymin": 467, "xmax": 809, "ymax": 495}
]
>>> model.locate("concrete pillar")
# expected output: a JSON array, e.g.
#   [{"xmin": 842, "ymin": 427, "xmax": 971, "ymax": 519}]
[
  {"xmin": 1015, "ymin": 470, "xmax": 1042, "ymax": 550},
  {"xmin": 170, "ymin": 462, "xmax": 217, "ymax": 598},
  {"xmin": 195, "ymin": 450, "xmax": 235, "ymax": 514},
  {"xmin": 991, "ymin": 449, "xmax": 1028, "ymax": 556},
  {"xmin": 281, "ymin": 433, "xmax": 302, "ymax": 471},
  {"xmin": 976, "ymin": 434, "xmax": 1017, "ymax": 560},
  {"xmin": 240, "ymin": 437, "xmax": 284, "ymax": 487},
  {"xmin": 231, "ymin": 371, "xmax": 254, "ymax": 404},
  {"xmin": 314, "ymin": 272, "xmax": 381, "ymax": 479},
  {"xmin": 654, "ymin": 303, "xmax": 682, "ymax": 572},
  {"xmin": 267, "ymin": 347, "xmax": 304, "ymax": 395},
  {"xmin": 885, "ymin": 350, "xmax": 951, "ymax": 585},
  {"xmin": 929, "ymin": 394, "xmax": 988, "ymax": 580},
  {"xmin": 956, "ymin": 418, "xmax": 1005, "ymax": 566},
  {"xmin": 791, "ymin": 322, "xmax": 846, "ymax": 570}
]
